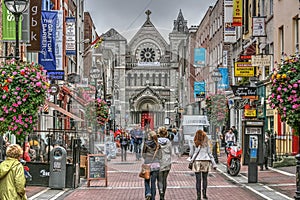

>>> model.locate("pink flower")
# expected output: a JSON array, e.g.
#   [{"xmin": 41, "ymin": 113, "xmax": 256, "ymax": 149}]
[
  {"xmin": 36, "ymin": 82, "xmax": 42, "ymax": 87},
  {"xmin": 293, "ymin": 83, "xmax": 298, "ymax": 88},
  {"xmin": 2, "ymin": 95, "xmax": 6, "ymax": 99}
]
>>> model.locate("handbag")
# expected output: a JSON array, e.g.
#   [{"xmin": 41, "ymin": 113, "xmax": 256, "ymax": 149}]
[
  {"xmin": 188, "ymin": 147, "xmax": 201, "ymax": 170},
  {"xmin": 139, "ymin": 144, "xmax": 159, "ymax": 179},
  {"xmin": 139, "ymin": 164, "xmax": 150, "ymax": 179}
]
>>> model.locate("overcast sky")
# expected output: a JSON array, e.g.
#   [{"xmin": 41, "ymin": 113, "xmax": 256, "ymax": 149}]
[{"xmin": 84, "ymin": 0, "xmax": 217, "ymax": 41}]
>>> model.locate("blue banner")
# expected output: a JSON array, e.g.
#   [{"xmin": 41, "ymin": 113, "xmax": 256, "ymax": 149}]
[
  {"xmin": 38, "ymin": 11, "xmax": 57, "ymax": 71},
  {"xmin": 194, "ymin": 81, "xmax": 206, "ymax": 98},
  {"xmin": 218, "ymin": 68, "xmax": 229, "ymax": 89},
  {"xmin": 65, "ymin": 17, "xmax": 76, "ymax": 55},
  {"xmin": 194, "ymin": 48, "xmax": 206, "ymax": 67}
]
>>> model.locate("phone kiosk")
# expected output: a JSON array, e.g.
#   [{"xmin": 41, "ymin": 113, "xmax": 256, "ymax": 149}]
[{"xmin": 242, "ymin": 120, "xmax": 264, "ymax": 183}]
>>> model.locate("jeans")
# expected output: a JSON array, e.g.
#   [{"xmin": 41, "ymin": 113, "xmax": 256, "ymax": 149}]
[
  {"xmin": 134, "ymin": 142, "xmax": 142, "ymax": 160},
  {"xmin": 144, "ymin": 170, "xmax": 159, "ymax": 200},
  {"xmin": 158, "ymin": 170, "xmax": 170, "ymax": 195},
  {"xmin": 121, "ymin": 145, "xmax": 127, "ymax": 161},
  {"xmin": 195, "ymin": 172, "xmax": 208, "ymax": 193}
]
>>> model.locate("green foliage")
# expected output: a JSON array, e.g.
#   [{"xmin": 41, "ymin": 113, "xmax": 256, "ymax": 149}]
[
  {"xmin": 268, "ymin": 54, "xmax": 300, "ymax": 133},
  {"xmin": 0, "ymin": 61, "xmax": 49, "ymax": 140}
]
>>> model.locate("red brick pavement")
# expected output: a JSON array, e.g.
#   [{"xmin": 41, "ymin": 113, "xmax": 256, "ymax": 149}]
[{"xmin": 26, "ymin": 151, "xmax": 296, "ymax": 200}]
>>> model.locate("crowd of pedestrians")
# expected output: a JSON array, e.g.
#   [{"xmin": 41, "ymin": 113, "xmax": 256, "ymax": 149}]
[{"xmin": 112, "ymin": 124, "xmax": 216, "ymax": 200}]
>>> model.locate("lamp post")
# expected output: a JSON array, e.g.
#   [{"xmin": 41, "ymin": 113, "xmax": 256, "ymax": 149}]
[
  {"xmin": 4, "ymin": 0, "xmax": 29, "ymax": 60},
  {"xmin": 89, "ymin": 66, "xmax": 101, "ymax": 153},
  {"xmin": 211, "ymin": 68, "xmax": 222, "ymax": 163}
]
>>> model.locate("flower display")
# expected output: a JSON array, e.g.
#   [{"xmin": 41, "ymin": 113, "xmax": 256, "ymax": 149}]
[
  {"xmin": 0, "ymin": 61, "xmax": 49, "ymax": 140},
  {"xmin": 205, "ymin": 93, "xmax": 228, "ymax": 127},
  {"xmin": 268, "ymin": 54, "xmax": 300, "ymax": 133},
  {"xmin": 85, "ymin": 98, "xmax": 109, "ymax": 127}
]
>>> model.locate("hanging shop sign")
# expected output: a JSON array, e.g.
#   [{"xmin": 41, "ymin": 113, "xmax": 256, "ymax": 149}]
[{"xmin": 234, "ymin": 62, "xmax": 254, "ymax": 77}]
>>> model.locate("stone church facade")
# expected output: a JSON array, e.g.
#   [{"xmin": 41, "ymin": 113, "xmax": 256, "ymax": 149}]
[{"xmin": 101, "ymin": 10, "xmax": 189, "ymax": 130}]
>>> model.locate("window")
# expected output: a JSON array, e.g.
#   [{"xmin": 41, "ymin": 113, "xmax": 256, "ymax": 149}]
[
  {"xmin": 279, "ymin": 26, "xmax": 284, "ymax": 55},
  {"xmin": 140, "ymin": 74, "xmax": 144, "ymax": 86},
  {"xmin": 269, "ymin": 0, "xmax": 273, "ymax": 15},
  {"xmin": 293, "ymin": 17, "xmax": 299, "ymax": 53}
]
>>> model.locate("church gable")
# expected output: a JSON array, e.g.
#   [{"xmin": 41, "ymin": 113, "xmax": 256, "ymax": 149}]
[
  {"xmin": 101, "ymin": 28, "xmax": 127, "ymax": 41},
  {"xmin": 132, "ymin": 86, "xmax": 163, "ymax": 102},
  {"xmin": 128, "ymin": 10, "xmax": 169, "ymax": 56}
]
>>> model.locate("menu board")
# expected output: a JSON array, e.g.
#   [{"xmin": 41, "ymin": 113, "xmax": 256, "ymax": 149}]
[{"xmin": 87, "ymin": 154, "xmax": 107, "ymax": 187}]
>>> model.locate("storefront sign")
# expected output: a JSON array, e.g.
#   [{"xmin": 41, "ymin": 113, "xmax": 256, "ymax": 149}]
[
  {"xmin": 234, "ymin": 62, "xmax": 254, "ymax": 77},
  {"xmin": 231, "ymin": 86, "xmax": 257, "ymax": 97},
  {"xmin": 244, "ymin": 109, "xmax": 257, "ymax": 117}
]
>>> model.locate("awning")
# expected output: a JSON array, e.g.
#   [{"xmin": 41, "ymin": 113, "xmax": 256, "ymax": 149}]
[{"xmin": 45, "ymin": 100, "xmax": 84, "ymax": 122}]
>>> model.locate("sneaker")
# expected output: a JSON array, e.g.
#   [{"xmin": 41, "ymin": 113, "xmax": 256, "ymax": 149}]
[{"xmin": 145, "ymin": 193, "xmax": 151, "ymax": 200}]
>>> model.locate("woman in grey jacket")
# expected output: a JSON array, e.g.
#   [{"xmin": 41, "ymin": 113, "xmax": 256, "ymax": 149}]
[
  {"xmin": 190, "ymin": 130, "xmax": 217, "ymax": 200},
  {"xmin": 157, "ymin": 127, "xmax": 172, "ymax": 200},
  {"xmin": 142, "ymin": 131, "xmax": 161, "ymax": 200}
]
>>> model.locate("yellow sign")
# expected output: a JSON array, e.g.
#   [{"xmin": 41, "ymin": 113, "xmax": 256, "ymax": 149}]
[
  {"xmin": 244, "ymin": 109, "xmax": 257, "ymax": 117},
  {"xmin": 234, "ymin": 62, "xmax": 254, "ymax": 77},
  {"xmin": 233, "ymin": 0, "xmax": 243, "ymax": 26}
]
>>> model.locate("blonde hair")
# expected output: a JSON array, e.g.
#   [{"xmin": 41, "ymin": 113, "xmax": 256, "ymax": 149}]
[
  {"xmin": 158, "ymin": 126, "xmax": 168, "ymax": 138},
  {"xmin": 6, "ymin": 144, "xmax": 23, "ymax": 159}
]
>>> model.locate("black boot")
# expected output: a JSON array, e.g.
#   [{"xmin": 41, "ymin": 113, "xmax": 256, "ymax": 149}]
[
  {"xmin": 160, "ymin": 192, "xmax": 164, "ymax": 200},
  {"xmin": 203, "ymin": 189, "xmax": 208, "ymax": 199},
  {"xmin": 197, "ymin": 192, "xmax": 201, "ymax": 200}
]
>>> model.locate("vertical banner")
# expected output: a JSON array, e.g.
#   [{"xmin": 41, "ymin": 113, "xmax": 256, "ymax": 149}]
[
  {"xmin": 232, "ymin": 0, "xmax": 243, "ymax": 26},
  {"xmin": 28, "ymin": 0, "xmax": 42, "ymax": 51},
  {"xmin": 66, "ymin": 17, "xmax": 76, "ymax": 55},
  {"xmin": 38, "ymin": 11, "xmax": 57, "ymax": 71},
  {"xmin": 194, "ymin": 81, "xmax": 206, "ymax": 98},
  {"xmin": 218, "ymin": 68, "xmax": 229, "ymax": 89},
  {"xmin": 55, "ymin": 11, "xmax": 63, "ymax": 70},
  {"xmin": 2, "ymin": 1, "xmax": 22, "ymax": 41},
  {"xmin": 224, "ymin": 0, "xmax": 236, "ymax": 43},
  {"xmin": 194, "ymin": 48, "xmax": 206, "ymax": 67}
]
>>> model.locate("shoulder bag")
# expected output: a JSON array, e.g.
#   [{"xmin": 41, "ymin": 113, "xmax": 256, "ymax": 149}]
[
  {"xmin": 188, "ymin": 147, "xmax": 201, "ymax": 170},
  {"xmin": 139, "ymin": 146, "xmax": 159, "ymax": 179}
]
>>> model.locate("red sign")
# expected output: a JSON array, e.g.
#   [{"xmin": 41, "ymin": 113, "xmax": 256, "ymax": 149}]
[{"xmin": 240, "ymin": 55, "xmax": 252, "ymax": 60}]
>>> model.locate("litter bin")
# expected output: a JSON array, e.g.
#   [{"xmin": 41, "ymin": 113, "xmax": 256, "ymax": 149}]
[{"xmin": 49, "ymin": 146, "xmax": 67, "ymax": 189}]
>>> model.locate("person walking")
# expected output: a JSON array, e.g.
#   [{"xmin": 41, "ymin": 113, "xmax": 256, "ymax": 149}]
[
  {"xmin": 0, "ymin": 144, "xmax": 27, "ymax": 200},
  {"xmin": 119, "ymin": 129, "xmax": 130, "ymax": 161},
  {"xmin": 189, "ymin": 130, "xmax": 217, "ymax": 200},
  {"xmin": 157, "ymin": 127, "xmax": 172, "ymax": 200},
  {"xmin": 260, "ymin": 131, "xmax": 270, "ymax": 170},
  {"xmin": 132, "ymin": 125, "xmax": 144, "ymax": 161},
  {"xmin": 142, "ymin": 130, "xmax": 161, "ymax": 200}
]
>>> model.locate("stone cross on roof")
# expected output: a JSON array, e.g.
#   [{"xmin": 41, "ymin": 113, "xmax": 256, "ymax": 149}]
[{"xmin": 145, "ymin": 9, "xmax": 151, "ymax": 20}]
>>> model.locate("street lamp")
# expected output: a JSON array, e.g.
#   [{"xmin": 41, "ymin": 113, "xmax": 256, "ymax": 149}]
[
  {"xmin": 4, "ymin": 0, "xmax": 29, "ymax": 60},
  {"xmin": 89, "ymin": 66, "xmax": 101, "ymax": 153},
  {"xmin": 211, "ymin": 68, "xmax": 222, "ymax": 163}
]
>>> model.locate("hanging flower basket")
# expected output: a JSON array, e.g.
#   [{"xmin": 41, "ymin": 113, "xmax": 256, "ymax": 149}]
[
  {"xmin": 205, "ymin": 93, "xmax": 228, "ymax": 127},
  {"xmin": 0, "ymin": 61, "xmax": 49, "ymax": 140},
  {"xmin": 85, "ymin": 98, "xmax": 109, "ymax": 127},
  {"xmin": 268, "ymin": 54, "xmax": 300, "ymax": 133}
]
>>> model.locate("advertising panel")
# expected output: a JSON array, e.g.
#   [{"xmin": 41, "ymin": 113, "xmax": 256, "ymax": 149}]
[
  {"xmin": 232, "ymin": 0, "xmax": 243, "ymax": 26},
  {"xmin": 224, "ymin": 0, "xmax": 236, "ymax": 43},
  {"xmin": 38, "ymin": 11, "xmax": 57, "ymax": 71},
  {"xmin": 194, "ymin": 48, "xmax": 206, "ymax": 67},
  {"xmin": 28, "ymin": 0, "xmax": 42, "ymax": 51},
  {"xmin": 194, "ymin": 81, "xmax": 206, "ymax": 98},
  {"xmin": 2, "ymin": 1, "xmax": 22, "ymax": 41},
  {"xmin": 252, "ymin": 17, "xmax": 266, "ymax": 37},
  {"xmin": 234, "ymin": 62, "xmax": 254, "ymax": 77},
  {"xmin": 219, "ymin": 68, "xmax": 229, "ymax": 89},
  {"xmin": 66, "ymin": 17, "xmax": 76, "ymax": 55}
]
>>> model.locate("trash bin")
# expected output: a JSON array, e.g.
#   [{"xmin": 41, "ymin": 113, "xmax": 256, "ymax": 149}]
[{"xmin": 49, "ymin": 146, "xmax": 67, "ymax": 189}]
